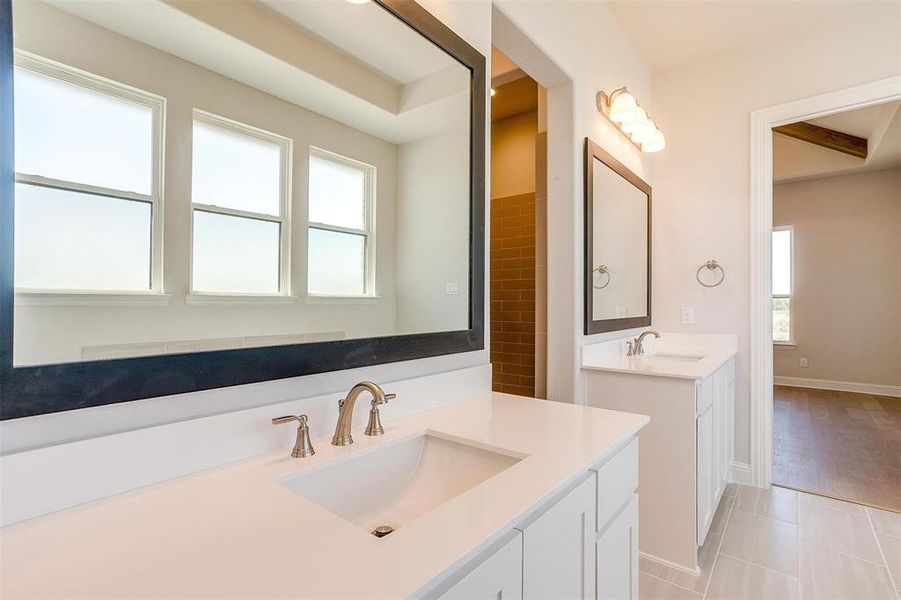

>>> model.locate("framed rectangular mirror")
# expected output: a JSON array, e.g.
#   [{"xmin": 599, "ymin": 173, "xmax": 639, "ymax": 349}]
[
  {"xmin": 0, "ymin": 0, "xmax": 485, "ymax": 419},
  {"xmin": 583, "ymin": 138, "xmax": 651, "ymax": 334}
]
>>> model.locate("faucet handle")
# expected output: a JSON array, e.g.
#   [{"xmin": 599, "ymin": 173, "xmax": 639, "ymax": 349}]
[
  {"xmin": 373, "ymin": 392, "xmax": 396, "ymax": 406},
  {"xmin": 272, "ymin": 414, "xmax": 315, "ymax": 458}
]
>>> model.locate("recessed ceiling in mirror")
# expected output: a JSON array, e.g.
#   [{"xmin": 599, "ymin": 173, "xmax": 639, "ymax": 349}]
[{"xmin": 10, "ymin": 0, "xmax": 471, "ymax": 366}]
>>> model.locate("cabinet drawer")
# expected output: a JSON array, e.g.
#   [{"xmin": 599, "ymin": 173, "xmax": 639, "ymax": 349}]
[{"xmin": 593, "ymin": 437, "xmax": 638, "ymax": 530}]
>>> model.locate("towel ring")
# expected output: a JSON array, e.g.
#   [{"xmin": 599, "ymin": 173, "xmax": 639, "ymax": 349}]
[
  {"xmin": 696, "ymin": 260, "xmax": 725, "ymax": 288},
  {"xmin": 593, "ymin": 264, "xmax": 611, "ymax": 289}
]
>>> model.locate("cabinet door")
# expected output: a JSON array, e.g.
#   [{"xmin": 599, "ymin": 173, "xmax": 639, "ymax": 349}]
[
  {"xmin": 712, "ymin": 369, "xmax": 726, "ymax": 501},
  {"xmin": 438, "ymin": 531, "xmax": 523, "ymax": 600},
  {"xmin": 521, "ymin": 473, "xmax": 596, "ymax": 599},
  {"xmin": 597, "ymin": 495, "xmax": 638, "ymax": 600},
  {"xmin": 696, "ymin": 406, "xmax": 715, "ymax": 545},
  {"xmin": 717, "ymin": 370, "xmax": 732, "ymax": 490}
]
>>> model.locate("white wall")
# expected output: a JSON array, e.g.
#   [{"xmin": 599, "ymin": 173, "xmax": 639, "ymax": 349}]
[
  {"xmin": 1, "ymin": 0, "xmax": 491, "ymax": 453},
  {"xmin": 12, "ymin": 1, "xmax": 399, "ymax": 365},
  {"xmin": 492, "ymin": 0, "xmax": 653, "ymax": 404},
  {"xmin": 651, "ymin": 2, "xmax": 901, "ymax": 464},
  {"xmin": 773, "ymin": 168, "xmax": 901, "ymax": 387},
  {"xmin": 395, "ymin": 129, "xmax": 471, "ymax": 334}
]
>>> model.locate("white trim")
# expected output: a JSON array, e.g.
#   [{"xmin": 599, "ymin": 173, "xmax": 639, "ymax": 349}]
[
  {"xmin": 305, "ymin": 294, "xmax": 381, "ymax": 305},
  {"xmin": 307, "ymin": 146, "xmax": 377, "ymax": 297},
  {"xmin": 15, "ymin": 291, "xmax": 171, "ymax": 308},
  {"xmin": 190, "ymin": 110, "xmax": 293, "ymax": 296},
  {"xmin": 730, "ymin": 461, "xmax": 753, "ymax": 486},
  {"xmin": 638, "ymin": 552, "xmax": 700, "ymax": 577},
  {"xmin": 773, "ymin": 376, "xmax": 901, "ymax": 398},
  {"xmin": 749, "ymin": 75, "xmax": 901, "ymax": 488},
  {"xmin": 13, "ymin": 50, "xmax": 166, "ymax": 294},
  {"xmin": 184, "ymin": 293, "xmax": 296, "ymax": 307}
]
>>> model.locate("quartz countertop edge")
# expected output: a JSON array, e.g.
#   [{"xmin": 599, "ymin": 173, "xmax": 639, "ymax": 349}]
[
  {"xmin": 0, "ymin": 392, "xmax": 649, "ymax": 599},
  {"xmin": 581, "ymin": 347, "xmax": 737, "ymax": 380}
]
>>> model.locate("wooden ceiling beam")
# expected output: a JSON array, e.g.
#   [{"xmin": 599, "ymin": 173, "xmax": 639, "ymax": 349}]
[{"xmin": 773, "ymin": 122, "xmax": 867, "ymax": 159}]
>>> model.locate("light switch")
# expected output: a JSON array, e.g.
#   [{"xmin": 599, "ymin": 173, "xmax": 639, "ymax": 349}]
[
  {"xmin": 681, "ymin": 306, "xmax": 695, "ymax": 325},
  {"xmin": 445, "ymin": 282, "xmax": 459, "ymax": 296}
]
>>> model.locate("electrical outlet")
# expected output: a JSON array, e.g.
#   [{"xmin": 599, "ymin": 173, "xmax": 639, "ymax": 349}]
[
  {"xmin": 444, "ymin": 282, "xmax": 459, "ymax": 296},
  {"xmin": 800, "ymin": 357, "xmax": 809, "ymax": 368},
  {"xmin": 681, "ymin": 306, "xmax": 695, "ymax": 325}
]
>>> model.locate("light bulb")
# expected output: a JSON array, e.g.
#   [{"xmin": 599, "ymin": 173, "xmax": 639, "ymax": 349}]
[
  {"xmin": 346, "ymin": 0, "xmax": 369, "ymax": 4},
  {"xmin": 641, "ymin": 129, "xmax": 666, "ymax": 153},
  {"xmin": 622, "ymin": 108, "xmax": 651, "ymax": 135},
  {"xmin": 631, "ymin": 120, "xmax": 658, "ymax": 144},
  {"xmin": 608, "ymin": 91, "xmax": 638, "ymax": 123},
  {"xmin": 490, "ymin": 88, "xmax": 497, "ymax": 97}
]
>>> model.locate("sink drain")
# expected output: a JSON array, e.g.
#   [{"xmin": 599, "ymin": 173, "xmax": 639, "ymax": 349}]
[{"xmin": 371, "ymin": 524, "xmax": 395, "ymax": 538}]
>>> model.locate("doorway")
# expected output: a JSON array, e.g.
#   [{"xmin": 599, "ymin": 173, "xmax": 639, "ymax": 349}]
[
  {"xmin": 749, "ymin": 76, "xmax": 901, "ymax": 509},
  {"xmin": 769, "ymin": 102, "xmax": 901, "ymax": 512},
  {"xmin": 488, "ymin": 47, "xmax": 547, "ymax": 398}
]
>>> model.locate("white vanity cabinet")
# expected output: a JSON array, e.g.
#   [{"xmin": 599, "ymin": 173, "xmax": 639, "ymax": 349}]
[
  {"xmin": 583, "ymin": 353, "xmax": 736, "ymax": 573},
  {"xmin": 427, "ymin": 438, "xmax": 640, "ymax": 600}
]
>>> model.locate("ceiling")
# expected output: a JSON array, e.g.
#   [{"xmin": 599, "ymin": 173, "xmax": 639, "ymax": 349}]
[
  {"xmin": 774, "ymin": 101, "xmax": 901, "ymax": 182},
  {"xmin": 606, "ymin": 1, "xmax": 877, "ymax": 72},
  {"xmin": 491, "ymin": 77, "xmax": 538, "ymax": 122}
]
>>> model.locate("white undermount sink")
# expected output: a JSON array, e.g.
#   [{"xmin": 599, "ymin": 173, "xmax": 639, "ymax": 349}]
[
  {"xmin": 649, "ymin": 353, "xmax": 704, "ymax": 363},
  {"xmin": 279, "ymin": 432, "xmax": 525, "ymax": 536}
]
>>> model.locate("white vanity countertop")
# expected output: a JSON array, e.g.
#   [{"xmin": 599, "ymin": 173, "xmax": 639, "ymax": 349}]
[
  {"xmin": 581, "ymin": 333, "xmax": 738, "ymax": 380},
  {"xmin": 0, "ymin": 393, "xmax": 648, "ymax": 599}
]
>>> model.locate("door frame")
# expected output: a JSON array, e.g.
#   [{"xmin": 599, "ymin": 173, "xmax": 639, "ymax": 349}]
[{"xmin": 748, "ymin": 75, "xmax": 901, "ymax": 487}]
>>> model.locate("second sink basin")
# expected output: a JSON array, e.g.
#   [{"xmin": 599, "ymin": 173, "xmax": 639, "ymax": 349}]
[
  {"xmin": 279, "ymin": 431, "xmax": 524, "ymax": 535},
  {"xmin": 650, "ymin": 353, "xmax": 704, "ymax": 363}
]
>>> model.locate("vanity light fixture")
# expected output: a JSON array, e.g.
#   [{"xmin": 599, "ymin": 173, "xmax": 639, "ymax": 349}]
[{"xmin": 597, "ymin": 87, "xmax": 666, "ymax": 153}]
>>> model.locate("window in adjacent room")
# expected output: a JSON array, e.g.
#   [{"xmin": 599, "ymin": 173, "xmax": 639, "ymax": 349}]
[
  {"xmin": 772, "ymin": 226, "xmax": 793, "ymax": 343},
  {"xmin": 191, "ymin": 111, "xmax": 291, "ymax": 295},
  {"xmin": 307, "ymin": 148, "xmax": 375, "ymax": 297},
  {"xmin": 13, "ymin": 53, "xmax": 164, "ymax": 293}
]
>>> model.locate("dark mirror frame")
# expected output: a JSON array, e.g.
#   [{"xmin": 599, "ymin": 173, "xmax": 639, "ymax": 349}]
[
  {"xmin": 583, "ymin": 137, "xmax": 651, "ymax": 335},
  {"xmin": 0, "ymin": 0, "xmax": 486, "ymax": 420}
]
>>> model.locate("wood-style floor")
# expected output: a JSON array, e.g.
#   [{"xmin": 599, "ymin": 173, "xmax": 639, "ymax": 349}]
[{"xmin": 773, "ymin": 385, "xmax": 901, "ymax": 513}]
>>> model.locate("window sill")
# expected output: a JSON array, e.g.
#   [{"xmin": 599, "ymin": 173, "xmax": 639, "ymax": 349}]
[
  {"xmin": 773, "ymin": 341, "xmax": 797, "ymax": 348},
  {"xmin": 305, "ymin": 294, "xmax": 381, "ymax": 305},
  {"xmin": 14, "ymin": 291, "xmax": 171, "ymax": 307},
  {"xmin": 185, "ymin": 293, "xmax": 297, "ymax": 307}
]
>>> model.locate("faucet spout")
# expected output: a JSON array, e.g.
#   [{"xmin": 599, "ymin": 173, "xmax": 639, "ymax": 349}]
[
  {"xmin": 331, "ymin": 381, "xmax": 395, "ymax": 446},
  {"xmin": 628, "ymin": 330, "xmax": 661, "ymax": 356}
]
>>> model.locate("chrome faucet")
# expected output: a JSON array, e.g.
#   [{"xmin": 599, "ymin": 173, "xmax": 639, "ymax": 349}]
[
  {"xmin": 627, "ymin": 330, "xmax": 660, "ymax": 356},
  {"xmin": 331, "ymin": 381, "xmax": 396, "ymax": 446}
]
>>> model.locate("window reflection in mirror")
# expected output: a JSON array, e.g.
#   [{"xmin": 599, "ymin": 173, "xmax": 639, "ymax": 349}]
[{"xmin": 11, "ymin": 0, "xmax": 471, "ymax": 366}]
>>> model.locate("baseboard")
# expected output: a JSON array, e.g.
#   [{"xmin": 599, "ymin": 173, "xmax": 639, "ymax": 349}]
[
  {"xmin": 730, "ymin": 461, "xmax": 752, "ymax": 485},
  {"xmin": 639, "ymin": 552, "xmax": 700, "ymax": 577},
  {"xmin": 774, "ymin": 376, "xmax": 901, "ymax": 398}
]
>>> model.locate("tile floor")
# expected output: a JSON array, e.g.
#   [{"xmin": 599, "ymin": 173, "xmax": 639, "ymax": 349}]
[{"xmin": 640, "ymin": 484, "xmax": 901, "ymax": 599}]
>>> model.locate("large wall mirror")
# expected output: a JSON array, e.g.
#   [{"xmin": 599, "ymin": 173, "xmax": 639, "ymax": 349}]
[
  {"xmin": 583, "ymin": 138, "xmax": 651, "ymax": 334},
  {"xmin": 0, "ymin": 0, "xmax": 485, "ymax": 419}
]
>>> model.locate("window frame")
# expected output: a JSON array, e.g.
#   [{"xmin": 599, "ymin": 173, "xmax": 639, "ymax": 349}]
[
  {"xmin": 306, "ymin": 146, "xmax": 377, "ymax": 299},
  {"xmin": 12, "ymin": 50, "xmax": 166, "ymax": 297},
  {"xmin": 772, "ymin": 225, "xmax": 794, "ymax": 346},
  {"xmin": 189, "ymin": 109, "xmax": 293, "ymax": 298}
]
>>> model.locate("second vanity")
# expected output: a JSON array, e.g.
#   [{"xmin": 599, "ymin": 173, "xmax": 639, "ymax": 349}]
[
  {"xmin": 0, "ymin": 393, "xmax": 648, "ymax": 599},
  {"xmin": 582, "ymin": 333, "xmax": 737, "ymax": 574}
]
